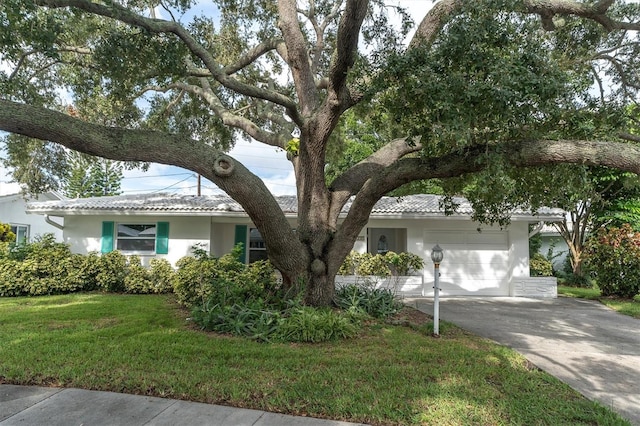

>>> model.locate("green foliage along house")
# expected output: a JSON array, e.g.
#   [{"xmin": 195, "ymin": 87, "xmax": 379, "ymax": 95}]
[{"xmin": 27, "ymin": 193, "xmax": 562, "ymax": 298}]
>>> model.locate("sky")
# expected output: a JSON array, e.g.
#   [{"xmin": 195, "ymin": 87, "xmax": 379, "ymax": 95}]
[{"xmin": 0, "ymin": 1, "xmax": 429, "ymax": 197}]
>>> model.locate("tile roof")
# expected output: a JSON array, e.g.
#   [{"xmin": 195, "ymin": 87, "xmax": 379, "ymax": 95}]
[{"xmin": 26, "ymin": 193, "xmax": 564, "ymax": 219}]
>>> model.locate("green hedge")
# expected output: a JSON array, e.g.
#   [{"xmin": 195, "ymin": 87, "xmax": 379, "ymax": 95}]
[
  {"xmin": 338, "ymin": 251, "xmax": 424, "ymax": 276},
  {"xmin": 0, "ymin": 235, "xmax": 178, "ymax": 297},
  {"xmin": 0, "ymin": 238, "xmax": 277, "ymax": 301}
]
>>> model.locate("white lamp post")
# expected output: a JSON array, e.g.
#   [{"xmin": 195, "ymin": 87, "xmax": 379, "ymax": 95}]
[{"xmin": 431, "ymin": 244, "xmax": 444, "ymax": 336}]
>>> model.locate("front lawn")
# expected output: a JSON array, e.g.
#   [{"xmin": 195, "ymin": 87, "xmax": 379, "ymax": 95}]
[
  {"xmin": 559, "ymin": 285, "xmax": 640, "ymax": 319},
  {"xmin": 0, "ymin": 293, "xmax": 628, "ymax": 425}
]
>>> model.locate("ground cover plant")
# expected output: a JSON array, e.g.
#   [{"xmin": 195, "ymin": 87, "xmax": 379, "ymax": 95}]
[{"xmin": 0, "ymin": 293, "xmax": 628, "ymax": 426}]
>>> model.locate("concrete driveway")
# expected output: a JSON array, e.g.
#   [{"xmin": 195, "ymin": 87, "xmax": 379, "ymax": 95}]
[{"xmin": 407, "ymin": 296, "xmax": 640, "ymax": 425}]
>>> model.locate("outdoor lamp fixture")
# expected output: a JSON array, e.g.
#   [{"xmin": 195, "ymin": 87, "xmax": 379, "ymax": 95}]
[{"xmin": 431, "ymin": 244, "xmax": 444, "ymax": 336}]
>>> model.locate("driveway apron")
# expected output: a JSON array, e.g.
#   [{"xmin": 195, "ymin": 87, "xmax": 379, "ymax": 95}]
[{"xmin": 407, "ymin": 297, "xmax": 640, "ymax": 425}]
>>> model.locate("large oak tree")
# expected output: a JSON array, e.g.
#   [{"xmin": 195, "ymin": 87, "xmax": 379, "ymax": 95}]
[{"xmin": 2, "ymin": 0, "xmax": 640, "ymax": 305}]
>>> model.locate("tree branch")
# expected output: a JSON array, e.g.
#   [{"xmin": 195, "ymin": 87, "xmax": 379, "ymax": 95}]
[
  {"xmin": 330, "ymin": 137, "xmax": 422, "ymax": 195},
  {"xmin": 221, "ymin": 38, "xmax": 286, "ymax": 76},
  {"xmin": 278, "ymin": 0, "xmax": 319, "ymax": 115},
  {"xmin": 35, "ymin": 0, "xmax": 298, "ymax": 112},
  {"xmin": 329, "ymin": 0, "xmax": 367, "ymax": 95},
  {"xmin": 0, "ymin": 98, "xmax": 306, "ymax": 271},
  {"xmin": 410, "ymin": 0, "xmax": 640, "ymax": 50}
]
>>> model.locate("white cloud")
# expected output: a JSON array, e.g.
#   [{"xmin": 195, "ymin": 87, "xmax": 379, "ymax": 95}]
[
  {"xmin": 0, "ymin": 173, "xmax": 21, "ymax": 196},
  {"xmin": 0, "ymin": 140, "xmax": 21, "ymax": 196}
]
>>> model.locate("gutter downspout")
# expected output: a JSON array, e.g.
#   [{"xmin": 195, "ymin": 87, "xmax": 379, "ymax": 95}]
[
  {"xmin": 528, "ymin": 221, "xmax": 544, "ymax": 238},
  {"xmin": 45, "ymin": 215, "xmax": 64, "ymax": 230}
]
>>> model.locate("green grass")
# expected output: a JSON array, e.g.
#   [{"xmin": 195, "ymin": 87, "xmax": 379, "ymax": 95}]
[
  {"xmin": 558, "ymin": 285, "xmax": 601, "ymax": 300},
  {"xmin": 559, "ymin": 285, "xmax": 640, "ymax": 318},
  {"xmin": 0, "ymin": 293, "xmax": 629, "ymax": 425}
]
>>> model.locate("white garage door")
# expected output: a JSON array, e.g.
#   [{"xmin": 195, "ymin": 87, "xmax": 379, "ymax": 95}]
[{"xmin": 424, "ymin": 229, "xmax": 510, "ymax": 296}]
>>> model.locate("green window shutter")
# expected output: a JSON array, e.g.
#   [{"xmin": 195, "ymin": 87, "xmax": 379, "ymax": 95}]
[
  {"xmin": 101, "ymin": 221, "xmax": 114, "ymax": 254},
  {"xmin": 234, "ymin": 225, "xmax": 247, "ymax": 263},
  {"xmin": 156, "ymin": 222, "xmax": 169, "ymax": 255}
]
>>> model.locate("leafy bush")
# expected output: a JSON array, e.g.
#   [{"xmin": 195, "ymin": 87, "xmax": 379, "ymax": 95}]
[
  {"xmin": 530, "ymin": 253, "xmax": 553, "ymax": 277},
  {"xmin": 338, "ymin": 251, "xmax": 424, "ymax": 277},
  {"xmin": 124, "ymin": 255, "xmax": 175, "ymax": 294},
  {"xmin": 357, "ymin": 253, "xmax": 391, "ymax": 277},
  {"xmin": 74, "ymin": 252, "xmax": 102, "ymax": 291},
  {"xmin": 584, "ymin": 224, "xmax": 640, "ymax": 298},
  {"xmin": 0, "ymin": 260, "xmax": 26, "ymax": 296},
  {"xmin": 0, "ymin": 222, "xmax": 15, "ymax": 243},
  {"xmin": 385, "ymin": 251, "xmax": 424, "ymax": 275},
  {"xmin": 0, "ymin": 235, "xmax": 95, "ymax": 296},
  {"xmin": 174, "ymin": 244, "xmax": 281, "ymax": 308},
  {"xmin": 124, "ymin": 255, "xmax": 153, "ymax": 293},
  {"xmin": 96, "ymin": 251, "xmax": 128, "ymax": 292},
  {"xmin": 335, "ymin": 283, "xmax": 403, "ymax": 319},
  {"xmin": 0, "ymin": 239, "xmax": 175, "ymax": 296},
  {"xmin": 173, "ymin": 256, "xmax": 223, "ymax": 306},
  {"xmin": 149, "ymin": 258, "xmax": 176, "ymax": 293}
]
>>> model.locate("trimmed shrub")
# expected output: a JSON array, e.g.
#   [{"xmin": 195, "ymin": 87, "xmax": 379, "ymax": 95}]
[
  {"xmin": 97, "ymin": 251, "xmax": 128, "ymax": 292},
  {"xmin": 385, "ymin": 251, "xmax": 424, "ymax": 275},
  {"xmin": 584, "ymin": 224, "xmax": 640, "ymax": 298},
  {"xmin": 149, "ymin": 258, "xmax": 176, "ymax": 293},
  {"xmin": 0, "ymin": 260, "xmax": 26, "ymax": 296},
  {"xmin": 357, "ymin": 253, "xmax": 391, "ymax": 277},
  {"xmin": 0, "ymin": 235, "xmax": 100, "ymax": 296},
  {"xmin": 530, "ymin": 253, "xmax": 553, "ymax": 277},
  {"xmin": 124, "ymin": 255, "xmax": 154, "ymax": 293},
  {"xmin": 173, "ymin": 255, "xmax": 220, "ymax": 306},
  {"xmin": 174, "ymin": 244, "xmax": 281, "ymax": 308},
  {"xmin": 338, "ymin": 251, "xmax": 424, "ymax": 277},
  {"xmin": 338, "ymin": 251, "xmax": 367, "ymax": 275}
]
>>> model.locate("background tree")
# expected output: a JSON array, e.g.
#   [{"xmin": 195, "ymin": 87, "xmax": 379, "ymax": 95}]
[
  {"xmin": 459, "ymin": 164, "xmax": 640, "ymax": 282},
  {"xmin": 62, "ymin": 152, "xmax": 123, "ymax": 198},
  {"xmin": 2, "ymin": 0, "xmax": 640, "ymax": 306}
]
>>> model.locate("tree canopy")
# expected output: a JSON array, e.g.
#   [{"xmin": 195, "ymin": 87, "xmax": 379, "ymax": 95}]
[{"xmin": 2, "ymin": 0, "xmax": 640, "ymax": 305}]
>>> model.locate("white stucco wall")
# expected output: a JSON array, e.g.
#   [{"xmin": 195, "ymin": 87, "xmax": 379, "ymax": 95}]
[
  {"xmin": 0, "ymin": 193, "xmax": 63, "ymax": 242},
  {"xmin": 349, "ymin": 218, "xmax": 530, "ymax": 297},
  {"xmin": 62, "ymin": 215, "xmax": 211, "ymax": 266},
  {"xmin": 57, "ymin": 212, "xmax": 534, "ymax": 296}
]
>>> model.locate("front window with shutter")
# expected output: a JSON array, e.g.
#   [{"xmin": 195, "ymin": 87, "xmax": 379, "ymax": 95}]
[{"xmin": 116, "ymin": 224, "xmax": 156, "ymax": 253}]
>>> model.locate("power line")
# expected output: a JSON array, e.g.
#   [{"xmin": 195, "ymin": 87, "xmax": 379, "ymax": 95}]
[
  {"xmin": 122, "ymin": 172, "xmax": 193, "ymax": 180},
  {"xmin": 150, "ymin": 174, "xmax": 196, "ymax": 193}
]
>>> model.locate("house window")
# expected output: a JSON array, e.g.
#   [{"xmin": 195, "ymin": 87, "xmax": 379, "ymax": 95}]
[
  {"xmin": 116, "ymin": 224, "xmax": 156, "ymax": 253},
  {"xmin": 249, "ymin": 228, "xmax": 269, "ymax": 263},
  {"xmin": 368, "ymin": 228, "xmax": 407, "ymax": 254},
  {"xmin": 10, "ymin": 224, "xmax": 29, "ymax": 244}
]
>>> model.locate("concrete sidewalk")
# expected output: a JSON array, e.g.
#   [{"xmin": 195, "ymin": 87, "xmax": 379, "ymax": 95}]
[
  {"xmin": 0, "ymin": 385, "xmax": 367, "ymax": 426},
  {"xmin": 407, "ymin": 296, "xmax": 640, "ymax": 426}
]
